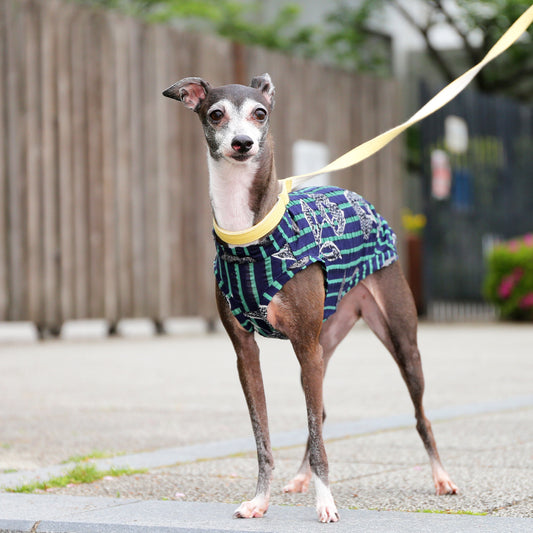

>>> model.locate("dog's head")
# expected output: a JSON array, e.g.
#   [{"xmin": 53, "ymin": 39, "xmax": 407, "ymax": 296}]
[{"xmin": 163, "ymin": 74, "xmax": 275, "ymax": 162}]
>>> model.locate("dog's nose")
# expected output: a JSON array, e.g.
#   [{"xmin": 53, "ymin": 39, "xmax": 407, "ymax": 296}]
[{"xmin": 231, "ymin": 135, "xmax": 254, "ymax": 154}]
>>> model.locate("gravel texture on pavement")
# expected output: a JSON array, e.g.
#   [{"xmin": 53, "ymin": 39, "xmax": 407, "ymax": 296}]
[{"xmin": 1, "ymin": 323, "xmax": 532, "ymax": 521}]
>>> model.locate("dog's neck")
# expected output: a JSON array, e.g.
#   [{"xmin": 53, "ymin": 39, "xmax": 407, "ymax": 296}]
[{"xmin": 208, "ymin": 134, "xmax": 279, "ymax": 232}]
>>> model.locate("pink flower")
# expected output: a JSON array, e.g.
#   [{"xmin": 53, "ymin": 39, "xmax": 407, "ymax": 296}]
[
  {"xmin": 523, "ymin": 234, "xmax": 533, "ymax": 247},
  {"xmin": 498, "ymin": 268, "xmax": 524, "ymax": 299},
  {"xmin": 519, "ymin": 293, "xmax": 533, "ymax": 309},
  {"xmin": 498, "ymin": 277, "xmax": 515, "ymax": 299}
]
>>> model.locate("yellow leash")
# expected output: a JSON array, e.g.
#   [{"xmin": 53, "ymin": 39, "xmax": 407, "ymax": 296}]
[{"xmin": 214, "ymin": 4, "xmax": 533, "ymax": 246}]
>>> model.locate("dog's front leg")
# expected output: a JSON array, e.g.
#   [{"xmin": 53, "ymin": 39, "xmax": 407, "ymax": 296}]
[
  {"xmin": 233, "ymin": 337, "xmax": 273, "ymax": 518},
  {"xmin": 215, "ymin": 287, "xmax": 273, "ymax": 519}
]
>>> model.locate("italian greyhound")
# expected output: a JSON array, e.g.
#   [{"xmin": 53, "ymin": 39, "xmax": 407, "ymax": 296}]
[{"xmin": 162, "ymin": 73, "xmax": 458, "ymax": 523}]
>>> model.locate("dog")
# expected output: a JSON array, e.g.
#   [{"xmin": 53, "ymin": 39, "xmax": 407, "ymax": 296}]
[{"xmin": 163, "ymin": 73, "xmax": 458, "ymax": 523}]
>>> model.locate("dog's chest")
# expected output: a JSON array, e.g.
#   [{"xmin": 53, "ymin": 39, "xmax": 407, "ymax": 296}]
[{"xmin": 208, "ymin": 158, "xmax": 258, "ymax": 231}]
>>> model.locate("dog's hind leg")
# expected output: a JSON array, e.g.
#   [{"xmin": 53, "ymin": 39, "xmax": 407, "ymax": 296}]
[
  {"xmin": 360, "ymin": 262, "xmax": 458, "ymax": 495},
  {"xmin": 268, "ymin": 264, "xmax": 339, "ymax": 522},
  {"xmin": 283, "ymin": 288, "xmax": 363, "ymax": 495},
  {"xmin": 215, "ymin": 286, "xmax": 274, "ymax": 519},
  {"xmin": 282, "ymin": 385, "xmax": 326, "ymax": 495}
]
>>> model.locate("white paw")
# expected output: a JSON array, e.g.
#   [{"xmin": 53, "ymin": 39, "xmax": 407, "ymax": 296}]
[
  {"xmin": 435, "ymin": 476, "xmax": 459, "ymax": 495},
  {"xmin": 433, "ymin": 465, "xmax": 459, "ymax": 495},
  {"xmin": 317, "ymin": 504, "xmax": 340, "ymax": 523},
  {"xmin": 233, "ymin": 496, "xmax": 268, "ymax": 519},
  {"xmin": 315, "ymin": 475, "xmax": 339, "ymax": 523},
  {"xmin": 283, "ymin": 473, "xmax": 311, "ymax": 493}
]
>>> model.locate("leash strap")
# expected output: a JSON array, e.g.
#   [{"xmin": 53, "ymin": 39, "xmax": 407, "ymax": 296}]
[{"xmin": 214, "ymin": 5, "xmax": 533, "ymax": 245}]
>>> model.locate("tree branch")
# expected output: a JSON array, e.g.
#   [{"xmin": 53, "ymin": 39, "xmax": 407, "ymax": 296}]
[
  {"xmin": 390, "ymin": 0, "xmax": 456, "ymax": 82},
  {"xmin": 434, "ymin": 0, "xmax": 482, "ymax": 64}
]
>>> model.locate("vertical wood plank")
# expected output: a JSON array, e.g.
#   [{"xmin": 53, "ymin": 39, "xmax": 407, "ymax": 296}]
[
  {"xmin": 86, "ymin": 11, "xmax": 105, "ymax": 318},
  {"xmin": 56, "ymin": 1, "xmax": 75, "ymax": 323},
  {"xmin": 5, "ymin": 0, "xmax": 26, "ymax": 320},
  {"xmin": 23, "ymin": 0, "xmax": 44, "ymax": 324},
  {"xmin": 41, "ymin": 0, "xmax": 60, "ymax": 328},
  {"xmin": 100, "ymin": 13, "xmax": 118, "ymax": 322},
  {"xmin": 166, "ymin": 27, "xmax": 188, "ymax": 317},
  {"xmin": 376, "ymin": 79, "xmax": 390, "ymax": 220},
  {"xmin": 129, "ymin": 20, "xmax": 145, "ymax": 317},
  {"xmin": 183, "ymin": 33, "xmax": 203, "ymax": 317},
  {"xmin": 359, "ymin": 75, "xmax": 379, "ymax": 204},
  {"xmin": 142, "ymin": 23, "xmax": 160, "ymax": 320},
  {"xmin": 0, "ymin": 0, "xmax": 8, "ymax": 319},
  {"xmin": 114, "ymin": 15, "xmax": 133, "ymax": 319},
  {"xmin": 177, "ymin": 32, "xmax": 201, "ymax": 316},
  {"xmin": 154, "ymin": 25, "xmax": 171, "ymax": 319},
  {"xmin": 71, "ymin": 7, "xmax": 90, "ymax": 319},
  {"xmin": 348, "ymin": 74, "xmax": 366, "ymax": 194},
  {"xmin": 16, "ymin": 0, "xmax": 30, "ymax": 322},
  {"xmin": 326, "ymin": 68, "xmax": 353, "ymax": 190}
]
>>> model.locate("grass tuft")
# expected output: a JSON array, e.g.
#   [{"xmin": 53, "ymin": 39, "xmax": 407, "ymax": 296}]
[
  {"xmin": 6, "ymin": 463, "xmax": 146, "ymax": 494},
  {"xmin": 416, "ymin": 509, "xmax": 487, "ymax": 516}
]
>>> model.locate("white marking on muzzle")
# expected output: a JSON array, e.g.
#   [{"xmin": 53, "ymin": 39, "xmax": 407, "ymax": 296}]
[{"xmin": 211, "ymin": 99, "xmax": 263, "ymax": 159}]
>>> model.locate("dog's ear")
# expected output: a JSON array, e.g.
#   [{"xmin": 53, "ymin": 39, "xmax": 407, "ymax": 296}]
[
  {"xmin": 162, "ymin": 77, "xmax": 210, "ymax": 112},
  {"xmin": 250, "ymin": 73, "xmax": 275, "ymax": 108}
]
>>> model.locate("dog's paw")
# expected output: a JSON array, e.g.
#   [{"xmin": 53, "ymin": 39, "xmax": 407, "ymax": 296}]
[
  {"xmin": 433, "ymin": 467, "xmax": 459, "ymax": 495},
  {"xmin": 233, "ymin": 497, "xmax": 268, "ymax": 519},
  {"xmin": 315, "ymin": 476, "xmax": 339, "ymax": 523},
  {"xmin": 283, "ymin": 473, "xmax": 311, "ymax": 494},
  {"xmin": 317, "ymin": 504, "xmax": 340, "ymax": 523},
  {"xmin": 435, "ymin": 478, "xmax": 459, "ymax": 495}
]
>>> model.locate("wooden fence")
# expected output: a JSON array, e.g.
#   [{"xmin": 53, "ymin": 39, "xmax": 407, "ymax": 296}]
[{"xmin": 0, "ymin": 0, "xmax": 401, "ymax": 329}]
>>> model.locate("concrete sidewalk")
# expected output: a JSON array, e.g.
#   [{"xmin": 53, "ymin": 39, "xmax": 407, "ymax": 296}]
[{"xmin": 1, "ymin": 323, "xmax": 532, "ymax": 531}]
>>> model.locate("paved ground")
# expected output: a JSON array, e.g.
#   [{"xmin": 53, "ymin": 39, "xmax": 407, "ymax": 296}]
[{"xmin": 0, "ymin": 322, "xmax": 532, "ymax": 531}]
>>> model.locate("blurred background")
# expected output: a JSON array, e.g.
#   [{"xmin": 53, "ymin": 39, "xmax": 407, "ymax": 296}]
[{"xmin": 1, "ymin": 0, "xmax": 532, "ymax": 336}]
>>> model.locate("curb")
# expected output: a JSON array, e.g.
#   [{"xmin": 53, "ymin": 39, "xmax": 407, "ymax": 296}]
[{"xmin": 1, "ymin": 494, "xmax": 532, "ymax": 533}]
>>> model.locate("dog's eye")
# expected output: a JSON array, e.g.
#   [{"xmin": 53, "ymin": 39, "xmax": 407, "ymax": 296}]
[
  {"xmin": 254, "ymin": 108, "xmax": 267, "ymax": 121},
  {"xmin": 209, "ymin": 109, "xmax": 224, "ymax": 122}
]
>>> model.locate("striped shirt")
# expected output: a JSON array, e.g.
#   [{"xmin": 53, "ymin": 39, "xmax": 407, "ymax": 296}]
[{"xmin": 214, "ymin": 186, "xmax": 398, "ymax": 338}]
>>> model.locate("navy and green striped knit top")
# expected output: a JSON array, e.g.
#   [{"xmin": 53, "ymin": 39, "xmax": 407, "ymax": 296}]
[{"xmin": 214, "ymin": 186, "xmax": 398, "ymax": 339}]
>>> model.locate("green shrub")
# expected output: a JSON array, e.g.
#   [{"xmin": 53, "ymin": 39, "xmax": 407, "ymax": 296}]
[{"xmin": 484, "ymin": 234, "xmax": 533, "ymax": 321}]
